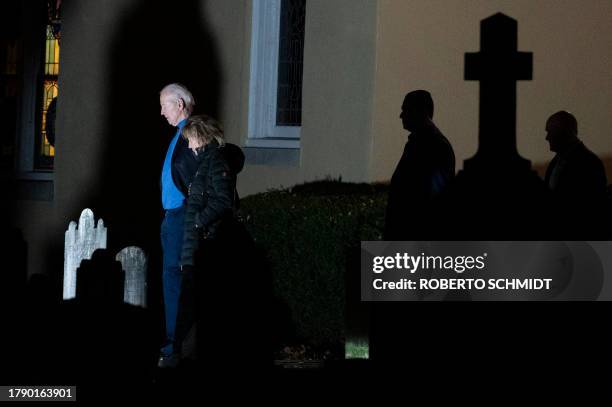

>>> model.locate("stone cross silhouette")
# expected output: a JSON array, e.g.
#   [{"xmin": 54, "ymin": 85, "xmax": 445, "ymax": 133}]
[{"xmin": 464, "ymin": 13, "xmax": 532, "ymax": 170}]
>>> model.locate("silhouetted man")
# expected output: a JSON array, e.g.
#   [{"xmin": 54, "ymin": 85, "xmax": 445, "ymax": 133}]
[
  {"xmin": 158, "ymin": 83, "xmax": 198, "ymax": 368},
  {"xmin": 384, "ymin": 90, "xmax": 455, "ymax": 239},
  {"xmin": 544, "ymin": 111, "xmax": 608, "ymax": 238},
  {"xmin": 544, "ymin": 111, "xmax": 607, "ymax": 202}
]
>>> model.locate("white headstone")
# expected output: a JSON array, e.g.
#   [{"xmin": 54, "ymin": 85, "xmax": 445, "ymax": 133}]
[
  {"xmin": 63, "ymin": 209, "xmax": 107, "ymax": 300},
  {"xmin": 116, "ymin": 246, "xmax": 148, "ymax": 307}
]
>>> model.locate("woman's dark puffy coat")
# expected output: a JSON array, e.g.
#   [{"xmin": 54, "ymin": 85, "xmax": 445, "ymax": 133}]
[{"xmin": 180, "ymin": 142, "xmax": 237, "ymax": 267}]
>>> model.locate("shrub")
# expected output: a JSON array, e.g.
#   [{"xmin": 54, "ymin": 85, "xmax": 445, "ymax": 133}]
[{"xmin": 240, "ymin": 180, "xmax": 387, "ymax": 351}]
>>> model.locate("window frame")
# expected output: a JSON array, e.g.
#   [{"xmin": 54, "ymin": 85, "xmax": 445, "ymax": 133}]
[
  {"xmin": 247, "ymin": 0, "xmax": 302, "ymax": 150},
  {"xmin": 15, "ymin": 0, "xmax": 54, "ymax": 181}
]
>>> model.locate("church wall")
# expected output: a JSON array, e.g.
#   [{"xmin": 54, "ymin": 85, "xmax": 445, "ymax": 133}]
[
  {"xmin": 13, "ymin": 0, "xmax": 612, "ymax": 278},
  {"xmin": 55, "ymin": 0, "xmax": 130, "ymax": 224},
  {"xmin": 9, "ymin": 0, "xmax": 137, "ymax": 279},
  {"xmin": 16, "ymin": 0, "xmax": 227, "ymax": 277},
  {"xmin": 14, "ymin": 0, "xmax": 379, "ymax": 276},
  {"xmin": 197, "ymin": 0, "xmax": 304, "ymax": 195},
  {"xmin": 10, "ymin": 201, "xmax": 58, "ymax": 282},
  {"xmin": 370, "ymin": 0, "xmax": 612, "ymax": 183},
  {"xmin": 226, "ymin": 0, "xmax": 379, "ymax": 197}
]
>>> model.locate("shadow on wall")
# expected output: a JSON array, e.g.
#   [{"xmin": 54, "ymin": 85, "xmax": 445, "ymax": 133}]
[
  {"xmin": 43, "ymin": 0, "xmax": 222, "ymax": 310},
  {"xmin": 96, "ymin": 0, "xmax": 222, "ymax": 252},
  {"xmin": 0, "ymin": 1, "xmax": 40, "ymax": 298}
]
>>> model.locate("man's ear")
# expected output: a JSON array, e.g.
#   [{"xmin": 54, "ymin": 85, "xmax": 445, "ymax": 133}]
[{"xmin": 178, "ymin": 98, "xmax": 185, "ymax": 109}]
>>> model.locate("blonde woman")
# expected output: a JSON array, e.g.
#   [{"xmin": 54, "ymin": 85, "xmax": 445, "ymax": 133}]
[
  {"xmin": 180, "ymin": 114, "xmax": 235, "ymax": 266},
  {"xmin": 172, "ymin": 114, "xmax": 240, "ymax": 362}
]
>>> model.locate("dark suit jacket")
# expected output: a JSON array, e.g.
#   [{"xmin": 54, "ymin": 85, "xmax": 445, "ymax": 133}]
[
  {"xmin": 385, "ymin": 125, "xmax": 455, "ymax": 239},
  {"xmin": 544, "ymin": 141, "xmax": 607, "ymax": 202},
  {"xmin": 171, "ymin": 135, "xmax": 199, "ymax": 198}
]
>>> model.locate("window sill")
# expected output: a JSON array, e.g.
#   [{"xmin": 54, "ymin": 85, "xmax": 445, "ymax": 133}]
[
  {"xmin": 245, "ymin": 138, "xmax": 300, "ymax": 149},
  {"xmin": 1, "ymin": 171, "xmax": 54, "ymax": 201},
  {"xmin": 15, "ymin": 171, "xmax": 54, "ymax": 181}
]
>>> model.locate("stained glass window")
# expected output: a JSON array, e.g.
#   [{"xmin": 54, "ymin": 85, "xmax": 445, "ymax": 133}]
[
  {"xmin": 36, "ymin": 24, "xmax": 59, "ymax": 170},
  {"xmin": 276, "ymin": 0, "xmax": 306, "ymax": 126}
]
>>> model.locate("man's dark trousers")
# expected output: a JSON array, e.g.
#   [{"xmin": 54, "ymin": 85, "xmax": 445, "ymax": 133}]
[{"xmin": 160, "ymin": 205, "xmax": 185, "ymax": 355}]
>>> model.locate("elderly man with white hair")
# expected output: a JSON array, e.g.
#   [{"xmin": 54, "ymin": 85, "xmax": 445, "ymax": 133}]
[{"xmin": 158, "ymin": 83, "xmax": 198, "ymax": 368}]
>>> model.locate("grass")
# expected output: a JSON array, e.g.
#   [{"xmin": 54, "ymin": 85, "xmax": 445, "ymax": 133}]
[{"xmin": 345, "ymin": 339, "xmax": 369, "ymax": 359}]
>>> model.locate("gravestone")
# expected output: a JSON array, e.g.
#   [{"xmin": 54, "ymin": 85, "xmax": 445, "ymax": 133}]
[
  {"xmin": 116, "ymin": 246, "xmax": 147, "ymax": 307},
  {"xmin": 63, "ymin": 209, "xmax": 107, "ymax": 300},
  {"xmin": 63, "ymin": 209, "xmax": 148, "ymax": 307}
]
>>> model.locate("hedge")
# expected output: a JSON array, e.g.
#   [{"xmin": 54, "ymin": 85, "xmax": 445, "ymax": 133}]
[{"xmin": 240, "ymin": 180, "xmax": 387, "ymax": 350}]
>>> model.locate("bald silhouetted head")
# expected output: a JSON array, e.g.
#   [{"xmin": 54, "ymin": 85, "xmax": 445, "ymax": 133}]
[
  {"xmin": 545, "ymin": 111, "xmax": 579, "ymax": 153},
  {"xmin": 400, "ymin": 90, "xmax": 434, "ymax": 132}
]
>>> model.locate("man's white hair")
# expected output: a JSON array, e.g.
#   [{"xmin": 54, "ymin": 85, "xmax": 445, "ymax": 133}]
[{"xmin": 160, "ymin": 83, "xmax": 195, "ymax": 115}]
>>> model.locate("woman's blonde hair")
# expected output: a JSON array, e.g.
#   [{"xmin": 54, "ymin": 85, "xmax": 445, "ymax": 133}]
[{"xmin": 182, "ymin": 114, "xmax": 225, "ymax": 147}]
